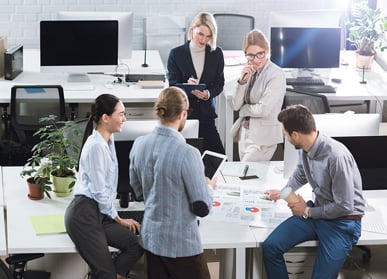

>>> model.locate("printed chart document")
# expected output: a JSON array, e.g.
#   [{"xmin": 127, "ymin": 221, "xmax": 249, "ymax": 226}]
[
  {"xmin": 203, "ymin": 183, "xmax": 291, "ymax": 228},
  {"xmin": 29, "ymin": 213, "xmax": 66, "ymax": 235}
]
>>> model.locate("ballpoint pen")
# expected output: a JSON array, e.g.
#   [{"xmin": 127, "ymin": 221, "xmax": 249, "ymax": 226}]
[{"xmin": 243, "ymin": 164, "xmax": 249, "ymax": 177}]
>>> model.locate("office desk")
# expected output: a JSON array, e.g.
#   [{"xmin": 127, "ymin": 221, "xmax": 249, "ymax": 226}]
[
  {"xmin": 0, "ymin": 206, "xmax": 6, "ymax": 256},
  {"xmin": 2, "ymin": 165, "xmax": 255, "ymax": 279},
  {"xmin": 220, "ymin": 51, "xmax": 387, "ymax": 160},
  {"xmin": 0, "ymin": 49, "xmax": 165, "ymax": 106}
]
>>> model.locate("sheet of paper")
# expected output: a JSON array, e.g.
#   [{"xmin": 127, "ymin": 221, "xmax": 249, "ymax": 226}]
[{"xmin": 29, "ymin": 213, "xmax": 66, "ymax": 235}]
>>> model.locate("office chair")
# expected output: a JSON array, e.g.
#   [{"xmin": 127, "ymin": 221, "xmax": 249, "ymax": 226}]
[
  {"xmin": 10, "ymin": 85, "xmax": 66, "ymax": 147},
  {"xmin": 213, "ymin": 13, "xmax": 255, "ymax": 50},
  {"xmin": 282, "ymin": 88, "xmax": 331, "ymax": 114},
  {"xmin": 0, "ymin": 253, "xmax": 50, "ymax": 279},
  {"xmin": 63, "ymin": 118, "xmax": 88, "ymax": 163}
]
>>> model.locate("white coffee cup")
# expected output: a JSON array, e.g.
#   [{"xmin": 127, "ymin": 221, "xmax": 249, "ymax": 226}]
[{"xmin": 280, "ymin": 187, "xmax": 299, "ymax": 203}]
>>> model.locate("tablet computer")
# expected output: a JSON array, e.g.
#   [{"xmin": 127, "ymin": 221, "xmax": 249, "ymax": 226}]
[
  {"xmin": 175, "ymin": 83, "xmax": 206, "ymax": 92},
  {"xmin": 201, "ymin": 150, "xmax": 227, "ymax": 179}
]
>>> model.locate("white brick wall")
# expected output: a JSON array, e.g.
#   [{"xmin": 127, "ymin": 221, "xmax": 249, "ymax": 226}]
[{"xmin": 1, "ymin": 0, "xmax": 342, "ymax": 50}]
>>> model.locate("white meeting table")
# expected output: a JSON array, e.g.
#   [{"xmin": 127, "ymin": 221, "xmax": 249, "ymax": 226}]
[
  {"xmin": 2, "ymin": 165, "xmax": 256, "ymax": 279},
  {"xmin": 3, "ymin": 161, "xmax": 387, "ymax": 278}
]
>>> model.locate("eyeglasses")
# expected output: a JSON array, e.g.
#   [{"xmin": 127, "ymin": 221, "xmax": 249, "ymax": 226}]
[{"xmin": 245, "ymin": 51, "xmax": 266, "ymax": 61}]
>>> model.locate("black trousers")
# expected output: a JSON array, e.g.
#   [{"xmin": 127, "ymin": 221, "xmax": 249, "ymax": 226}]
[
  {"xmin": 199, "ymin": 119, "xmax": 225, "ymax": 154},
  {"xmin": 65, "ymin": 195, "xmax": 143, "ymax": 279},
  {"xmin": 145, "ymin": 250, "xmax": 211, "ymax": 279}
]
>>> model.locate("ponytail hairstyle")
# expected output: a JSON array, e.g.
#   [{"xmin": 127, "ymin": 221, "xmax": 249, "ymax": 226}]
[
  {"xmin": 80, "ymin": 93, "xmax": 120, "ymax": 150},
  {"xmin": 154, "ymin": 87, "xmax": 188, "ymax": 124}
]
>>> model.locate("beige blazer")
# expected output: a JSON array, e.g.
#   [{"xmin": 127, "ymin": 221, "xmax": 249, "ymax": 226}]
[{"xmin": 231, "ymin": 60, "xmax": 286, "ymax": 146}]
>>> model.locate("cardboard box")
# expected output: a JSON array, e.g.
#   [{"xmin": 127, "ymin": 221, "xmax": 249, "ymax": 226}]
[
  {"xmin": 204, "ymin": 249, "xmax": 220, "ymax": 279},
  {"xmin": 0, "ymin": 36, "xmax": 8, "ymax": 78}
]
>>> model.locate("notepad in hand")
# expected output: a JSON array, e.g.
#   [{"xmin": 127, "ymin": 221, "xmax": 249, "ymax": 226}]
[
  {"xmin": 175, "ymin": 83, "xmax": 206, "ymax": 92},
  {"xmin": 29, "ymin": 214, "xmax": 66, "ymax": 235}
]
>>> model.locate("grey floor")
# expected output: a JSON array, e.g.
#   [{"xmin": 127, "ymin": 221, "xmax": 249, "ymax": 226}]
[{"xmin": 339, "ymin": 245, "xmax": 387, "ymax": 279}]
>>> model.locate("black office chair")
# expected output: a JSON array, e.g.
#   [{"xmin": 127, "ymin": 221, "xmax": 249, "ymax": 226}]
[
  {"xmin": 282, "ymin": 88, "xmax": 331, "ymax": 114},
  {"xmin": 213, "ymin": 13, "xmax": 255, "ymax": 50},
  {"xmin": 63, "ymin": 118, "xmax": 88, "ymax": 164},
  {"xmin": 1, "ymin": 253, "xmax": 50, "ymax": 279},
  {"xmin": 10, "ymin": 85, "xmax": 66, "ymax": 147}
]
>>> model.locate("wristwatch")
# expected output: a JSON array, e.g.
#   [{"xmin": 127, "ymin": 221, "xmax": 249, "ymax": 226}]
[{"xmin": 302, "ymin": 207, "xmax": 309, "ymax": 219}]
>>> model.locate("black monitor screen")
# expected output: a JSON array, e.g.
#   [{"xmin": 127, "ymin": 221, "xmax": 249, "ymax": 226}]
[
  {"xmin": 114, "ymin": 138, "xmax": 204, "ymax": 203},
  {"xmin": 270, "ymin": 27, "xmax": 341, "ymax": 68},
  {"xmin": 333, "ymin": 136, "xmax": 387, "ymax": 190},
  {"xmin": 40, "ymin": 20, "xmax": 118, "ymax": 66}
]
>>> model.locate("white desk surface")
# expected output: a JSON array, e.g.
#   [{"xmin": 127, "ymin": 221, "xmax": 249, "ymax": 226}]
[
  {"xmin": 0, "ymin": 206, "xmax": 6, "ymax": 256},
  {"xmin": 3, "ymin": 162, "xmax": 387, "ymax": 278},
  {"xmin": 0, "ymin": 49, "xmax": 166, "ymax": 104}
]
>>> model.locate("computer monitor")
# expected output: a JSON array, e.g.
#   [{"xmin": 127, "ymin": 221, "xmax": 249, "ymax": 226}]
[
  {"xmin": 114, "ymin": 120, "xmax": 201, "ymax": 208},
  {"xmin": 333, "ymin": 136, "xmax": 387, "ymax": 190},
  {"xmin": 270, "ymin": 27, "xmax": 341, "ymax": 71},
  {"xmin": 57, "ymin": 11, "xmax": 133, "ymax": 60},
  {"xmin": 283, "ymin": 113, "xmax": 380, "ymax": 178},
  {"xmin": 40, "ymin": 20, "xmax": 119, "ymax": 82}
]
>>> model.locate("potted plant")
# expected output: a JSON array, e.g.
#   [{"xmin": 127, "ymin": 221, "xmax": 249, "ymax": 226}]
[
  {"xmin": 346, "ymin": 0, "xmax": 387, "ymax": 69},
  {"xmin": 32, "ymin": 115, "xmax": 82, "ymax": 197},
  {"xmin": 20, "ymin": 156, "xmax": 52, "ymax": 200}
]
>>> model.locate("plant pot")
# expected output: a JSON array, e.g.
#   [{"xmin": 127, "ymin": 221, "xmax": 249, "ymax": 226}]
[
  {"xmin": 26, "ymin": 178, "xmax": 44, "ymax": 200},
  {"xmin": 356, "ymin": 52, "xmax": 375, "ymax": 70},
  {"xmin": 51, "ymin": 175, "xmax": 75, "ymax": 197}
]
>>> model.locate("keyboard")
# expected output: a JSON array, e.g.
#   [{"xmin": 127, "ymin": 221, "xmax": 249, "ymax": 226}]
[
  {"xmin": 362, "ymin": 222, "xmax": 387, "ymax": 235},
  {"xmin": 286, "ymin": 78, "xmax": 325, "ymax": 86},
  {"xmin": 118, "ymin": 210, "xmax": 144, "ymax": 223},
  {"xmin": 292, "ymin": 85, "xmax": 336, "ymax": 93}
]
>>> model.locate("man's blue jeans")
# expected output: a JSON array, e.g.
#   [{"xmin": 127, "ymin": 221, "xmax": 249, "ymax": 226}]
[{"xmin": 262, "ymin": 215, "xmax": 361, "ymax": 279}]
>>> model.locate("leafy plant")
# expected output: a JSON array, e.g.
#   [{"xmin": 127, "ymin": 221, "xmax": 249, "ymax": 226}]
[
  {"xmin": 20, "ymin": 155, "xmax": 53, "ymax": 199},
  {"xmin": 29, "ymin": 115, "xmax": 82, "ymax": 190},
  {"xmin": 346, "ymin": 0, "xmax": 387, "ymax": 56}
]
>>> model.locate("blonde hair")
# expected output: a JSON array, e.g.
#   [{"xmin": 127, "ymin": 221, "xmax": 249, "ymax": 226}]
[
  {"xmin": 154, "ymin": 87, "xmax": 188, "ymax": 123},
  {"xmin": 242, "ymin": 29, "xmax": 270, "ymax": 53},
  {"xmin": 187, "ymin": 12, "xmax": 217, "ymax": 51}
]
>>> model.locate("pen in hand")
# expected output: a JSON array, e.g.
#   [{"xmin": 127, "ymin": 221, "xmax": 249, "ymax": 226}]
[{"xmin": 243, "ymin": 164, "xmax": 249, "ymax": 177}]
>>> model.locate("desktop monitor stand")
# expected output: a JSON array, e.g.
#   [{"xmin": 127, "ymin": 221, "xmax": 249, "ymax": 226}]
[
  {"xmin": 295, "ymin": 68, "xmax": 313, "ymax": 79},
  {"xmin": 67, "ymin": 73, "xmax": 90, "ymax": 83}
]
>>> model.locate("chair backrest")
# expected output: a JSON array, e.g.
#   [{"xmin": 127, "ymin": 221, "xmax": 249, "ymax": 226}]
[
  {"xmin": 10, "ymin": 85, "xmax": 66, "ymax": 145},
  {"xmin": 63, "ymin": 118, "xmax": 88, "ymax": 162},
  {"xmin": 282, "ymin": 89, "xmax": 331, "ymax": 114},
  {"xmin": 213, "ymin": 13, "xmax": 255, "ymax": 50}
]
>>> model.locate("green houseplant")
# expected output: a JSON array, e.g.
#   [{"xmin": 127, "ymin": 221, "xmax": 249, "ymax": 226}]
[
  {"xmin": 20, "ymin": 155, "xmax": 52, "ymax": 200},
  {"xmin": 31, "ymin": 115, "xmax": 82, "ymax": 197},
  {"xmin": 346, "ymin": 0, "xmax": 387, "ymax": 68}
]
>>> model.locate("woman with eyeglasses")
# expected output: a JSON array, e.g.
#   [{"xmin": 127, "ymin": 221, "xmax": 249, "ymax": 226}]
[
  {"xmin": 231, "ymin": 29, "xmax": 286, "ymax": 161},
  {"xmin": 167, "ymin": 12, "xmax": 225, "ymax": 154}
]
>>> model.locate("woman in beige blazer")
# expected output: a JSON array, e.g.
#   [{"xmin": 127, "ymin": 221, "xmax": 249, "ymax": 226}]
[{"xmin": 231, "ymin": 29, "xmax": 286, "ymax": 161}]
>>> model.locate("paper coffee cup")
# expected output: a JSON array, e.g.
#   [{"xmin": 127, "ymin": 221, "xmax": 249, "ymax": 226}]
[{"xmin": 280, "ymin": 187, "xmax": 299, "ymax": 203}]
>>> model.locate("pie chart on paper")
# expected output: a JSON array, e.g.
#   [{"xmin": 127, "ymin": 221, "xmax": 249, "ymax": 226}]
[
  {"xmin": 213, "ymin": 201, "xmax": 222, "ymax": 207},
  {"xmin": 245, "ymin": 207, "xmax": 259, "ymax": 213}
]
